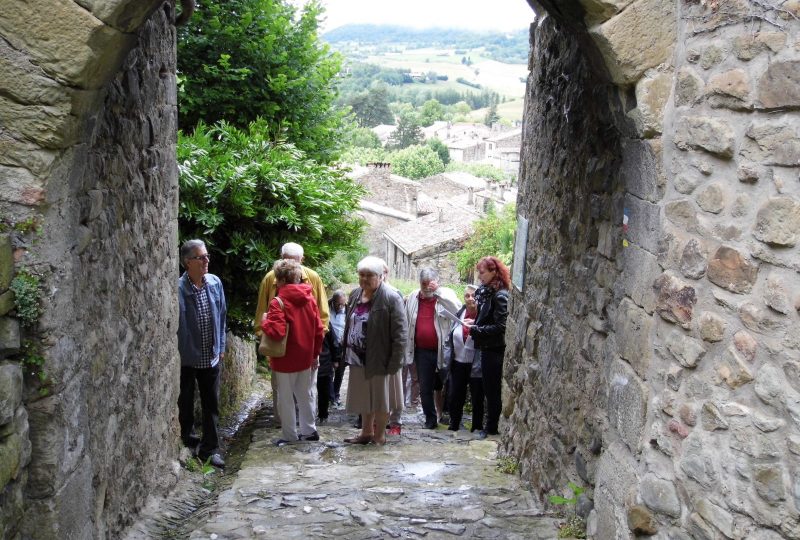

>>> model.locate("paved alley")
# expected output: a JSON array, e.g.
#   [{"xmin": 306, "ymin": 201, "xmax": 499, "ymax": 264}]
[{"xmin": 127, "ymin": 389, "xmax": 561, "ymax": 540}]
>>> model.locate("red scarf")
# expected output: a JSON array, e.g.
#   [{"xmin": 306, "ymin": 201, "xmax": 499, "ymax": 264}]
[{"xmin": 463, "ymin": 308, "xmax": 477, "ymax": 340}]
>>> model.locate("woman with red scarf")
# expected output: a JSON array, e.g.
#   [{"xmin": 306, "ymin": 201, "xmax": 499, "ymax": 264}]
[
  {"xmin": 446, "ymin": 284, "xmax": 483, "ymax": 432},
  {"xmin": 464, "ymin": 256, "xmax": 510, "ymax": 438}
]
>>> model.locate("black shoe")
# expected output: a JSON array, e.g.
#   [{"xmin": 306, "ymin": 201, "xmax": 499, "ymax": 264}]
[
  {"xmin": 447, "ymin": 425, "xmax": 459, "ymax": 431},
  {"xmin": 182, "ymin": 435, "xmax": 201, "ymax": 448},
  {"xmin": 477, "ymin": 430, "xmax": 488, "ymax": 439},
  {"xmin": 299, "ymin": 431, "xmax": 320, "ymax": 441},
  {"xmin": 354, "ymin": 416, "xmax": 362, "ymax": 429},
  {"xmin": 199, "ymin": 453, "xmax": 225, "ymax": 469},
  {"xmin": 317, "ymin": 417, "xmax": 327, "ymax": 425},
  {"xmin": 424, "ymin": 420, "xmax": 438, "ymax": 430}
]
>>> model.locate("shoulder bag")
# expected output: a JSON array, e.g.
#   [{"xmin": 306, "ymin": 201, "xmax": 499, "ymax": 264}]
[{"xmin": 258, "ymin": 297, "xmax": 289, "ymax": 357}]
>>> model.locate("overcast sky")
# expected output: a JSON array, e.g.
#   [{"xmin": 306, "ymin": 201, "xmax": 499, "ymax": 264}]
[{"xmin": 295, "ymin": 0, "xmax": 536, "ymax": 32}]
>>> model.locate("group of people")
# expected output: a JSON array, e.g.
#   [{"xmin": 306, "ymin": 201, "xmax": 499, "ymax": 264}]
[{"xmin": 176, "ymin": 238, "xmax": 510, "ymax": 466}]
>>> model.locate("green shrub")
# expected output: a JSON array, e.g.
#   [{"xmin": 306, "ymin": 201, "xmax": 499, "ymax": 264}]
[
  {"xmin": 452, "ymin": 203, "xmax": 516, "ymax": 278},
  {"xmin": 10, "ymin": 270, "xmax": 41, "ymax": 328}
]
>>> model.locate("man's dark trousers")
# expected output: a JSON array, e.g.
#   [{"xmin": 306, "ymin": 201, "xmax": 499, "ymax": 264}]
[
  {"xmin": 414, "ymin": 348, "xmax": 438, "ymax": 425},
  {"xmin": 178, "ymin": 364, "xmax": 221, "ymax": 457}
]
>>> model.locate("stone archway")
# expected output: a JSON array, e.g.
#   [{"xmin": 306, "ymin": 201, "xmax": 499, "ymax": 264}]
[
  {"xmin": 1, "ymin": 2, "xmax": 180, "ymax": 538},
  {"xmin": 507, "ymin": 1, "xmax": 800, "ymax": 538}
]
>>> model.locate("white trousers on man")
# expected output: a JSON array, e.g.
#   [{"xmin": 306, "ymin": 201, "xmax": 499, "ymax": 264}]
[{"xmin": 274, "ymin": 368, "xmax": 316, "ymax": 441}]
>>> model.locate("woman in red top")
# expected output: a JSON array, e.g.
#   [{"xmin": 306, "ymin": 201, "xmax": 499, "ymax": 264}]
[{"xmin": 261, "ymin": 259, "xmax": 324, "ymax": 445}]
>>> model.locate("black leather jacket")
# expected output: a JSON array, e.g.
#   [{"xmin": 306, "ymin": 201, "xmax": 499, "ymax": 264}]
[{"xmin": 470, "ymin": 288, "xmax": 509, "ymax": 351}]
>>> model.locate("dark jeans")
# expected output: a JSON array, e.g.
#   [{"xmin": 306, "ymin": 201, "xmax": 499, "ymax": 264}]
[
  {"xmin": 317, "ymin": 374, "xmax": 331, "ymax": 420},
  {"xmin": 333, "ymin": 362, "xmax": 347, "ymax": 402},
  {"xmin": 414, "ymin": 348, "xmax": 438, "ymax": 424},
  {"xmin": 481, "ymin": 348, "xmax": 504, "ymax": 434},
  {"xmin": 449, "ymin": 361, "xmax": 484, "ymax": 430},
  {"xmin": 178, "ymin": 364, "xmax": 221, "ymax": 457}
]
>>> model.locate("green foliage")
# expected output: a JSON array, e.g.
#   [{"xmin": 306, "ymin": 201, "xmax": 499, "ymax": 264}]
[
  {"xmin": 340, "ymin": 146, "xmax": 388, "ymax": 165},
  {"xmin": 445, "ymin": 161, "xmax": 511, "ymax": 182},
  {"xmin": 10, "ymin": 270, "xmax": 41, "ymax": 328},
  {"xmin": 346, "ymin": 126, "xmax": 383, "ymax": 149},
  {"xmin": 484, "ymin": 104, "xmax": 500, "ymax": 127},
  {"xmin": 391, "ymin": 145, "xmax": 445, "ymax": 179},
  {"xmin": 178, "ymin": 120, "xmax": 365, "ymax": 334},
  {"xmin": 549, "ymin": 482, "xmax": 586, "ymax": 506},
  {"xmin": 387, "ymin": 112, "xmax": 423, "ymax": 150},
  {"xmin": 496, "ymin": 456, "xmax": 519, "ymax": 475},
  {"xmin": 426, "ymin": 138, "xmax": 450, "ymax": 166},
  {"xmin": 419, "ymin": 99, "xmax": 445, "ymax": 127},
  {"xmin": 177, "ymin": 0, "xmax": 345, "ymax": 163},
  {"xmin": 346, "ymin": 84, "xmax": 395, "ymax": 127},
  {"xmin": 316, "ymin": 246, "xmax": 367, "ymax": 290},
  {"xmin": 557, "ymin": 514, "xmax": 587, "ymax": 539},
  {"xmin": 20, "ymin": 340, "xmax": 49, "ymax": 397},
  {"xmin": 453, "ymin": 203, "xmax": 516, "ymax": 277}
]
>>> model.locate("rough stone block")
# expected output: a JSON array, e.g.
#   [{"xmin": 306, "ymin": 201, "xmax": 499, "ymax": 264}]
[
  {"xmin": 695, "ymin": 499, "xmax": 734, "ymax": 538},
  {"xmin": 0, "ymin": 235, "xmax": 12, "ymax": 291},
  {"xmin": 758, "ymin": 61, "xmax": 800, "ymax": 109},
  {"xmin": 754, "ymin": 465, "xmax": 786, "ymax": 504},
  {"xmin": 624, "ymin": 193, "xmax": 662, "ymax": 254},
  {"xmin": 753, "ymin": 196, "xmax": 800, "ymax": 247},
  {"xmin": 630, "ymin": 70, "xmax": 672, "ymax": 137},
  {"xmin": 695, "ymin": 183, "xmax": 725, "ymax": 214},
  {"xmin": 0, "ymin": 0, "xmax": 135, "ymax": 89},
  {"xmin": 707, "ymin": 246, "xmax": 758, "ymax": 295},
  {"xmin": 706, "ymin": 69, "xmax": 752, "ymax": 110},
  {"xmin": 627, "ymin": 505, "xmax": 658, "ymax": 535},
  {"xmin": 0, "ymin": 164, "xmax": 47, "ymax": 207},
  {"xmin": 0, "ymin": 433, "xmax": 22, "ymax": 487},
  {"xmin": 701, "ymin": 401, "xmax": 728, "ymax": 431},
  {"xmin": 697, "ymin": 312, "xmax": 725, "ymax": 342},
  {"xmin": 739, "ymin": 302, "xmax": 786, "ymax": 334},
  {"xmin": 674, "ymin": 116, "xmax": 735, "ymax": 158},
  {"xmin": 72, "ymin": 0, "xmax": 163, "ymax": 32},
  {"xmin": 653, "ymin": 272, "xmax": 696, "ymax": 329},
  {"xmin": 579, "ymin": 0, "xmax": 636, "ymax": 26},
  {"xmin": 734, "ymin": 32, "xmax": 787, "ymax": 60},
  {"xmin": 740, "ymin": 119, "xmax": 800, "ymax": 166},
  {"xmin": 764, "ymin": 276, "xmax": 791, "ymax": 315},
  {"xmin": 0, "ymin": 318, "xmax": 20, "ymax": 355},
  {"xmin": 589, "ymin": 0, "xmax": 676, "ymax": 85},
  {"xmin": 717, "ymin": 346, "xmax": 754, "ymax": 389},
  {"xmin": 0, "ymin": 290, "xmax": 14, "ymax": 317},
  {"xmin": 608, "ymin": 358, "xmax": 649, "ymax": 452},
  {"xmin": 621, "ymin": 139, "xmax": 665, "ymax": 203},
  {"xmin": 680, "ymin": 238, "xmax": 706, "ymax": 279},
  {"xmin": 640, "ymin": 474, "xmax": 681, "ymax": 517},
  {"xmin": 673, "ymin": 173, "xmax": 700, "ymax": 195},
  {"xmin": 594, "ymin": 441, "xmax": 640, "ymax": 538},
  {"xmin": 621, "ymin": 243, "xmax": 659, "ymax": 314},
  {"xmin": 615, "ymin": 298, "xmax": 653, "ymax": 377},
  {"xmin": 0, "ymin": 131, "xmax": 58, "ymax": 176},
  {"xmin": 675, "ymin": 67, "xmax": 704, "ymax": 107},
  {"xmin": 754, "ymin": 364, "xmax": 785, "ymax": 408},
  {"xmin": 666, "ymin": 330, "xmax": 705, "ymax": 368},
  {"xmin": 0, "ymin": 364, "xmax": 23, "ymax": 425}
]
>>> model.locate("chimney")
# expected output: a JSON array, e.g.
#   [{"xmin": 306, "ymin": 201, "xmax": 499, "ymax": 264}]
[
  {"xmin": 467, "ymin": 187, "xmax": 474, "ymax": 205},
  {"xmin": 438, "ymin": 208, "xmax": 444, "ymax": 223},
  {"xmin": 366, "ymin": 161, "xmax": 391, "ymax": 181}
]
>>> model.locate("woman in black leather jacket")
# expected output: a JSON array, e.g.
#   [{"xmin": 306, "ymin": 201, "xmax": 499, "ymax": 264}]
[{"xmin": 465, "ymin": 256, "xmax": 510, "ymax": 437}]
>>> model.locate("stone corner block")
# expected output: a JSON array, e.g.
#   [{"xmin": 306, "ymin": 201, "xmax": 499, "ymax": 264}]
[
  {"xmin": 0, "ymin": 317, "xmax": 21, "ymax": 355},
  {"xmin": 706, "ymin": 246, "xmax": 758, "ymax": 294}
]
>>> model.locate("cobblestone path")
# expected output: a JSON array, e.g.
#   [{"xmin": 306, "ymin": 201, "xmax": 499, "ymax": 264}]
[{"xmin": 127, "ymin": 389, "xmax": 561, "ymax": 539}]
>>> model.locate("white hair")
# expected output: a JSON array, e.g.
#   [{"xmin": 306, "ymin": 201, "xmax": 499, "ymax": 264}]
[
  {"xmin": 465, "ymin": 283, "xmax": 478, "ymax": 291},
  {"xmin": 357, "ymin": 256, "xmax": 386, "ymax": 276},
  {"xmin": 280, "ymin": 242, "xmax": 304, "ymax": 259},
  {"xmin": 180, "ymin": 239, "xmax": 205, "ymax": 267}
]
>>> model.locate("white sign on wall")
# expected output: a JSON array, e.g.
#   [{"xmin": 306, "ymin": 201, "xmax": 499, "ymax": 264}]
[{"xmin": 512, "ymin": 215, "xmax": 528, "ymax": 292}]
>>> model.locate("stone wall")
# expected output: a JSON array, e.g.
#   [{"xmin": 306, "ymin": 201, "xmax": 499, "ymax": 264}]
[
  {"xmin": 508, "ymin": 1, "xmax": 800, "ymax": 538},
  {"xmin": 0, "ymin": 1, "xmax": 180, "ymax": 539}
]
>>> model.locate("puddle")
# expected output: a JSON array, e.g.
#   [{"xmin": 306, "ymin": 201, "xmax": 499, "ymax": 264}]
[{"xmin": 400, "ymin": 461, "xmax": 446, "ymax": 479}]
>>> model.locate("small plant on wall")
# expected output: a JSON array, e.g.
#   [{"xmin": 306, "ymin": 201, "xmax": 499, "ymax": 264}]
[{"xmin": 549, "ymin": 482, "xmax": 587, "ymax": 539}]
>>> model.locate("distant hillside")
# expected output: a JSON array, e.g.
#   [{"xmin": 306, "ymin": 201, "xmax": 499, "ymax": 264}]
[{"xmin": 323, "ymin": 24, "xmax": 529, "ymax": 65}]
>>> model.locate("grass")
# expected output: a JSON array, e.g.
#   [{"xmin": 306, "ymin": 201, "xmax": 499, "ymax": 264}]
[{"xmin": 496, "ymin": 456, "xmax": 519, "ymax": 475}]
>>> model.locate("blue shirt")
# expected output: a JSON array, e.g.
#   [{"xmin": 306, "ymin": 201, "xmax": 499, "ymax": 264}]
[{"xmin": 178, "ymin": 272, "xmax": 227, "ymax": 368}]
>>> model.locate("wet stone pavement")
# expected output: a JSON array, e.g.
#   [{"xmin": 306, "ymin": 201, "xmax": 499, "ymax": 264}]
[{"xmin": 126, "ymin": 389, "xmax": 561, "ymax": 539}]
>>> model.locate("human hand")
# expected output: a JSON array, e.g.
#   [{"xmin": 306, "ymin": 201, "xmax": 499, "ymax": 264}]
[
  {"xmin": 261, "ymin": 312, "xmax": 268, "ymax": 323},
  {"xmin": 463, "ymin": 318, "xmax": 475, "ymax": 327}
]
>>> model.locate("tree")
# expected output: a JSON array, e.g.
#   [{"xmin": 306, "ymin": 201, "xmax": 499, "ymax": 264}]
[
  {"xmin": 391, "ymin": 145, "xmax": 445, "ymax": 179},
  {"xmin": 452, "ymin": 203, "xmax": 516, "ymax": 277},
  {"xmin": 387, "ymin": 111, "xmax": 423, "ymax": 149},
  {"xmin": 178, "ymin": 120, "xmax": 365, "ymax": 332},
  {"xmin": 419, "ymin": 99, "xmax": 445, "ymax": 127},
  {"xmin": 347, "ymin": 84, "xmax": 394, "ymax": 127},
  {"xmin": 484, "ymin": 103, "xmax": 500, "ymax": 127},
  {"xmin": 346, "ymin": 126, "xmax": 383, "ymax": 149},
  {"xmin": 426, "ymin": 138, "xmax": 450, "ymax": 166},
  {"xmin": 177, "ymin": 0, "xmax": 345, "ymax": 163}
]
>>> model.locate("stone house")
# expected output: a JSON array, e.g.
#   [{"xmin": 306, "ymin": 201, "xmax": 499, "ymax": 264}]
[
  {"xmin": 383, "ymin": 205, "xmax": 482, "ymax": 282},
  {"xmin": 485, "ymin": 128, "xmax": 522, "ymax": 174}
]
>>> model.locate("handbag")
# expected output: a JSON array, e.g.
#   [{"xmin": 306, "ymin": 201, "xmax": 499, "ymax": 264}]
[{"xmin": 258, "ymin": 297, "xmax": 289, "ymax": 357}]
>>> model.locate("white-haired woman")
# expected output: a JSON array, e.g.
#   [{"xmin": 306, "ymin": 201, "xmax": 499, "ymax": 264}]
[{"xmin": 342, "ymin": 256, "xmax": 408, "ymax": 445}]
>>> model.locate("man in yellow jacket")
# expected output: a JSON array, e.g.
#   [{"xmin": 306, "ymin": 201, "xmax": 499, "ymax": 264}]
[{"xmin": 254, "ymin": 242, "xmax": 329, "ymax": 425}]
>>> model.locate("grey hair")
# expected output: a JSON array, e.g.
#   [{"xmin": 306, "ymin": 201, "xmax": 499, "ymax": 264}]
[
  {"xmin": 280, "ymin": 242, "xmax": 304, "ymax": 259},
  {"xmin": 418, "ymin": 267, "xmax": 439, "ymax": 283},
  {"xmin": 465, "ymin": 283, "xmax": 478, "ymax": 292},
  {"xmin": 357, "ymin": 256, "xmax": 386, "ymax": 276},
  {"xmin": 180, "ymin": 239, "xmax": 206, "ymax": 267}
]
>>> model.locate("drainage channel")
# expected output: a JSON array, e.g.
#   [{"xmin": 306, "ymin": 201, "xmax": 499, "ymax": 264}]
[{"xmin": 125, "ymin": 392, "xmax": 275, "ymax": 540}]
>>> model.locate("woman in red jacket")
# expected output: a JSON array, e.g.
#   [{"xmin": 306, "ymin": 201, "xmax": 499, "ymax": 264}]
[{"xmin": 261, "ymin": 259, "xmax": 325, "ymax": 445}]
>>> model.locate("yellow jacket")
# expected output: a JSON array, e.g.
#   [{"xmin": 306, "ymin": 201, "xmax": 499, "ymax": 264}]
[{"xmin": 254, "ymin": 265, "xmax": 329, "ymax": 337}]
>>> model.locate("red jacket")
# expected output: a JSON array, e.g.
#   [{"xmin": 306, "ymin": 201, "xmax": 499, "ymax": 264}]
[{"xmin": 261, "ymin": 283, "xmax": 324, "ymax": 373}]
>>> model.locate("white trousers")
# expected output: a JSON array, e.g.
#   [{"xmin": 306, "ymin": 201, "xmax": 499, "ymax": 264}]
[{"xmin": 274, "ymin": 369, "xmax": 316, "ymax": 441}]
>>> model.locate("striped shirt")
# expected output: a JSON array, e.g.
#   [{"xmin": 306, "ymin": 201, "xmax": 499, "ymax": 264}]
[{"xmin": 191, "ymin": 279, "xmax": 217, "ymax": 368}]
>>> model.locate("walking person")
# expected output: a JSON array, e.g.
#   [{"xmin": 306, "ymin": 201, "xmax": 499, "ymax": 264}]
[
  {"xmin": 261, "ymin": 259, "xmax": 325, "ymax": 445},
  {"xmin": 329, "ymin": 291, "xmax": 348, "ymax": 406},
  {"xmin": 405, "ymin": 268, "xmax": 461, "ymax": 429},
  {"xmin": 177, "ymin": 239, "xmax": 227, "ymax": 468},
  {"xmin": 343, "ymin": 256, "xmax": 407, "ymax": 446},
  {"xmin": 446, "ymin": 284, "xmax": 481, "ymax": 432},
  {"xmin": 464, "ymin": 257, "xmax": 510, "ymax": 438},
  {"xmin": 254, "ymin": 242, "xmax": 328, "ymax": 425}
]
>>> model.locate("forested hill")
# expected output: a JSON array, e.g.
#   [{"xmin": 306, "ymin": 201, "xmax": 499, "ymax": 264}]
[{"xmin": 322, "ymin": 24, "xmax": 529, "ymax": 64}]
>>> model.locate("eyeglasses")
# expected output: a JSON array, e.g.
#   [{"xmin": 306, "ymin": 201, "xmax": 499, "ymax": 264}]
[{"xmin": 189, "ymin": 254, "xmax": 210, "ymax": 262}]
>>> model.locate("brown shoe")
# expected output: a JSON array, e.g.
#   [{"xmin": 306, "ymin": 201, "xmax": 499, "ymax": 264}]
[{"xmin": 344, "ymin": 434, "xmax": 372, "ymax": 445}]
